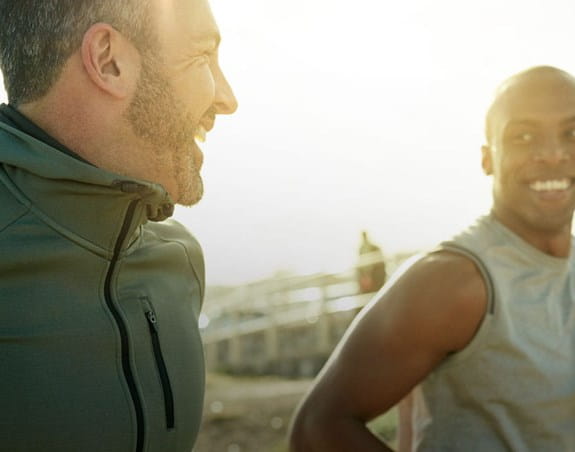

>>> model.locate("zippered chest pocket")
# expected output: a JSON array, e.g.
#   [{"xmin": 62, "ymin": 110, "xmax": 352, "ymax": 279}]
[{"xmin": 140, "ymin": 297, "xmax": 175, "ymax": 429}]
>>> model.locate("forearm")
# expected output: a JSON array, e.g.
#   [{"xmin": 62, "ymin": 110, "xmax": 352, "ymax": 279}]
[{"xmin": 289, "ymin": 415, "xmax": 394, "ymax": 452}]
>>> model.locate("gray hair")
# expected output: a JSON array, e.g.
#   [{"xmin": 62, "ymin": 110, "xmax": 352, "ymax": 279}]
[{"xmin": 0, "ymin": 0, "xmax": 153, "ymax": 105}]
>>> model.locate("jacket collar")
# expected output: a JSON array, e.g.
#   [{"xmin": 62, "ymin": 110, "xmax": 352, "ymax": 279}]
[{"xmin": 0, "ymin": 121, "xmax": 175, "ymax": 256}]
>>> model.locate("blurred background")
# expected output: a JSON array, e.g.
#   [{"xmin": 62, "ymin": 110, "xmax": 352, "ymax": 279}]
[
  {"xmin": 2, "ymin": 0, "xmax": 575, "ymax": 450},
  {"xmin": 182, "ymin": 0, "xmax": 575, "ymax": 287}
]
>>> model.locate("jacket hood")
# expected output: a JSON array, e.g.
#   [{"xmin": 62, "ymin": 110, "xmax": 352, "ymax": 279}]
[{"xmin": 0, "ymin": 121, "xmax": 175, "ymax": 257}]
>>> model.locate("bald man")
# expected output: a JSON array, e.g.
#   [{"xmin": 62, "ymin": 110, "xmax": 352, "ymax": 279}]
[{"xmin": 289, "ymin": 66, "xmax": 575, "ymax": 451}]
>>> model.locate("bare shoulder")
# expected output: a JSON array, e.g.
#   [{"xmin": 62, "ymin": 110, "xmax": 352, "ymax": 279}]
[
  {"xmin": 289, "ymin": 249, "xmax": 490, "ymax": 438},
  {"xmin": 368, "ymin": 249, "xmax": 488, "ymax": 353},
  {"xmin": 411, "ymin": 250, "xmax": 487, "ymax": 303}
]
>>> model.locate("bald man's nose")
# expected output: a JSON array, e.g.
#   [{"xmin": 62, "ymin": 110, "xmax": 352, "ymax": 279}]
[{"xmin": 534, "ymin": 137, "xmax": 570, "ymax": 164}]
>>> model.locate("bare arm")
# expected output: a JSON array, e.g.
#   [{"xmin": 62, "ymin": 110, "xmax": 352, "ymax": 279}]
[{"xmin": 289, "ymin": 251, "xmax": 487, "ymax": 451}]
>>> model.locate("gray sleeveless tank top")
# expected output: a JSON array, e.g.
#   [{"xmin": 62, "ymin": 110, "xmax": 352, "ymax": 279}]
[{"xmin": 411, "ymin": 214, "xmax": 575, "ymax": 451}]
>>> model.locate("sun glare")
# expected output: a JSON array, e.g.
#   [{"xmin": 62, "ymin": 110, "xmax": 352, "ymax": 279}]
[
  {"xmin": 2, "ymin": 0, "xmax": 575, "ymax": 284},
  {"xmin": 182, "ymin": 0, "xmax": 575, "ymax": 284}
]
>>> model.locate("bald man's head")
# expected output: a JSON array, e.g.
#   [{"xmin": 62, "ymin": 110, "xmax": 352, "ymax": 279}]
[
  {"xmin": 480, "ymin": 64, "xmax": 575, "ymax": 238},
  {"xmin": 485, "ymin": 66, "xmax": 575, "ymax": 146}
]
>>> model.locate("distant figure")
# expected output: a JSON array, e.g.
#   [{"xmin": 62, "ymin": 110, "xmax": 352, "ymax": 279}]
[
  {"xmin": 290, "ymin": 66, "xmax": 575, "ymax": 451},
  {"xmin": 357, "ymin": 231, "xmax": 387, "ymax": 294}
]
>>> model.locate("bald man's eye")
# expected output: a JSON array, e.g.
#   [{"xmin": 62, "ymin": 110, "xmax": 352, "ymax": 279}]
[
  {"xmin": 511, "ymin": 132, "xmax": 534, "ymax": 144},
  {"xmin": 565, "ymin": 129, "xmax": 575, "ymax": 141}
]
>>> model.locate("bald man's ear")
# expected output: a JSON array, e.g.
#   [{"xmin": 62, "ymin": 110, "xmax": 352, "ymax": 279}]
[
  {"xmin": 481, "ymin": 145, "xmax": 493, "ymax": 175},
  {"xmin": 81, "ymin": 23, "xmax": 138, "ymax": 99}
]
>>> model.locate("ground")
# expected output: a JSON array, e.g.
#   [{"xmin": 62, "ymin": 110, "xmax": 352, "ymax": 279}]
[{"xmin": 194, "ymin": 373, "xmax": 397, "ymax": 452}]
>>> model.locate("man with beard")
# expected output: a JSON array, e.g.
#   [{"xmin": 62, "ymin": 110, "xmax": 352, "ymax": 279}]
[
  {"xmin": 0, "ymin": 0, "xmax": 236, "ymax": 451},
  {"xmin": 290, "ymin": 66, "xmax": 575, "ymax": 451}
]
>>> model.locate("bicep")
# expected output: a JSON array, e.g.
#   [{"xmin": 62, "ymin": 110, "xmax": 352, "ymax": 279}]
[{"xmin": 303, "ymin": 252, "xmax": 487, "ymax": 422}]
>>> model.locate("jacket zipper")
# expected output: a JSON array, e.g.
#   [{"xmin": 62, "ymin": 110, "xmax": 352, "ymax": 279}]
[
  {"xmin": 104, "ymin": 199, "xmax": 145, "ymax": 452},
  {"xmin": 144, "ymin": 307, "xmax": 175, "ymax": 429}
]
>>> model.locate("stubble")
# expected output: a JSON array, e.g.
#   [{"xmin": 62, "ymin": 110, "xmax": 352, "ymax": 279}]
[{"xmin": 126, "ymin": 52, "xmax": 203, "ymax": 206}]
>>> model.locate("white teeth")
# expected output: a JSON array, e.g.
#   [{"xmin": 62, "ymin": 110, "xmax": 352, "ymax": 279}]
[
  {"xmin": 195, "ymin": 125, "xmax": 207, "ymax": 143},
  {"xmin": 529, "ymin": 179, "xmax": 571, "ymax": 191}
]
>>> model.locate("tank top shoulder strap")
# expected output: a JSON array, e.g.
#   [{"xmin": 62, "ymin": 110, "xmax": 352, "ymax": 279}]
[{"xmin": 435, "ymin": 241, "xmax": 495, "ymax": 315}]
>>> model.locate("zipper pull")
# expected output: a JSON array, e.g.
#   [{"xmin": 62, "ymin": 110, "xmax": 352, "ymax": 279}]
[{"xmin": 146, "ymin": 311, "xmax": 158, "ymax": 333}]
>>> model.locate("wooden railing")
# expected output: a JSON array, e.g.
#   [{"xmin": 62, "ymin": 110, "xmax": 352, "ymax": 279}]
[{"xmin": 201, "ymin": 251, "xmax": 414, "ymax": 376}]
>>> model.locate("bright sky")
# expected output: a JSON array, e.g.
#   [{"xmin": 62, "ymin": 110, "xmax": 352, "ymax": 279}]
[{"xmin": 2, "ymin": 0, "xmax": 575, "ymax": 284}]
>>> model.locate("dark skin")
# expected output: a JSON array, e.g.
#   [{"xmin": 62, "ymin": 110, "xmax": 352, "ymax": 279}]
[
  {"xmin": 289, "ymin": 251, "xmax": 487, "ymax": 451},
  {"xmin": 289, "ymin": 66, "xmax": 575, "ymax": 451}
]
